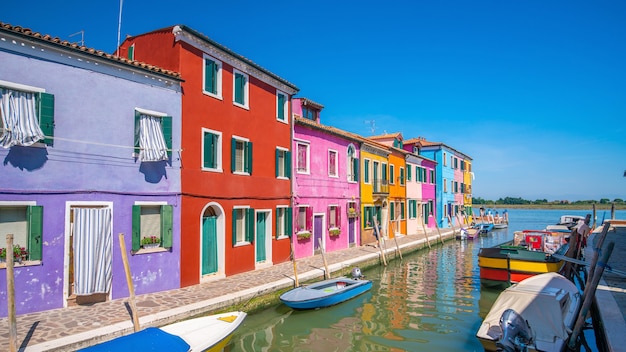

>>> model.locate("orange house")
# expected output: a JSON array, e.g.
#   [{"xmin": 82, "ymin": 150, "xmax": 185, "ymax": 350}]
[{"xmin": 120, "ymin": 25, "xmax": 298, "ymax": 286}]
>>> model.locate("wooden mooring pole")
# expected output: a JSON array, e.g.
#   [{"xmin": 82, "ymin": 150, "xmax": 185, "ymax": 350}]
[
  {"xmin": 373, "ymin": 219, "xmax": 387, "ymax": 266},
  {"xmin": 318, "ymin": 239, "xmax": 331, "ymax": 279},
  {"xmin": 119, "ymin": 233, "xmax": 140, "ymax": 332},
  {"xmin": 421, "ymin": 221, "xmax": 431, "ymax": 249},
  {"xmin": 434, "ymin": 220, "xmax": 444, "ymax": 245},
  {"xmin": 6, "ymin": 234, "xmax": 18, "ymax": 352},
  {"xmin": 290, "ymin": 241, "xmax": 299, "ymax": 287}
]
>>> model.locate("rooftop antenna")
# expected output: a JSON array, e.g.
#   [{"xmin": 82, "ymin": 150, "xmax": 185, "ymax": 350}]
[
  {"xmin": 364, "ymin": 120, "xmax": 376, "ymax": 134},
  {"xmin": 68, "ymin": 30, "xmax": 84, "ymax": 46},
  {"xmin": 116, "ymin": 0, "xmax": 124, "ymax": 56}
]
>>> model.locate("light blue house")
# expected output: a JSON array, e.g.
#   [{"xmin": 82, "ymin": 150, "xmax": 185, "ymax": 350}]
[{"xmin": 0, "ymin": 22, "xmax": 183, "ymax": 317}]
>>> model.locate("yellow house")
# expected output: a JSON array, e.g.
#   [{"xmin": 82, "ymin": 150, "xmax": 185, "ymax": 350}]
[{"xmin": 462, "ymin": 158, "xmax": 473, "ymax": 223}]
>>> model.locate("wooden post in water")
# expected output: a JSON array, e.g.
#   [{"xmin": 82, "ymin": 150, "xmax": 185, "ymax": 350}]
[
  {"xmin": 373, "ymin": 219, "xmax": 387, "ymax": 266},
  {"xmin": 592, "ymin": 203, "xmax": 597, "ymax": 229},
  {"xmin": 421, "ymin": 221, "xmax": 431, "ymax": 249},
  {"xmin": 119, "ymin": 233, "xmax": 140, "ymax": 332},
  {"xmin": 318, "ymin": 239, "xmax": 331, "ymax": 279},
  {"xmin": 568, "ymin": 241, "xmax": 614, "ymax": 350},
  {"xmin": 584, "ymin": 222, "xmax": 610, "ymax": 290},
  {"xmin": 290, "ymin": 241, "xmax": 299, "ymax": 287},
  {"xmin": 447, "ymin": 215, "xmax": 456, "ymax": 237},
  {"xmin": 562, "ymin": 229, "xmax": 580, "ymax": 281},
  {"xmin": 611, "ymin": 202, "xmax": 615, "ymax": 219},
  {"xmin": 6, "ymin": 234, "xmax": 17, "ymax": 352},
  {"xmin": 434, "ymin": 219, "xmax": 444, "ymax": 245}
]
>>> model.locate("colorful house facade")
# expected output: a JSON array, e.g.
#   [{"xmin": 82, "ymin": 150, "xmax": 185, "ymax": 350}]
[
  {"xmin": 359, "ymin": 140, "xmax": 391, "ymax": 244},
  {"xmin": 292, "ymin": 99, "xmax": 361, "ymax": 259},
  {"xmin": 0, "ymin": 23, "xmax": 183, "ymax": 317},
  {"xmin": 404, "ymin": 139, "xmax": 438, "ymax": 230},
  {"xmin": 119, "ymin": 25, "xmax": 298, "ymax": 286}
]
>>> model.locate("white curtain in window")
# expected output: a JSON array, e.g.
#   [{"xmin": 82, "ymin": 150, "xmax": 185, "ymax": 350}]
[
  {"xmin": 139, "ymin": 114, "xmax": 168, "ymax": 162},
  {"xmin": 0, "ymin": 88, "xmax": 44, "ymax": 148},
  {"xmin": 73, "ymin": 208, "xmax": 112, "ymax": 296}
]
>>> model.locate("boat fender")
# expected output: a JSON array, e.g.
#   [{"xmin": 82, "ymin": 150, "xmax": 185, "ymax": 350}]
[{"xmin": 351, "ymin": 267, "xmax": 363, "ymax": 280}]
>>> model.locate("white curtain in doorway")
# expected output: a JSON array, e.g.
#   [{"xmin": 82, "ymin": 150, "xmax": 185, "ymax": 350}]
[{"xmin": 73, "ymin": 208, "xmax": 112, "ymax": 295}]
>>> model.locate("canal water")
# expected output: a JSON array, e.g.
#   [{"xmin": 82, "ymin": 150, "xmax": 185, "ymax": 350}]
[{"xmin": 229, "ymin": 208, "xmax": 625, "ymax": 351}]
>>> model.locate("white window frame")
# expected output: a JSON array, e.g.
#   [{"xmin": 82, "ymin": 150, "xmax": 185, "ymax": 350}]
[
  {"xmin": 276, "ymin": 89, "xmax": 288, "ymax": 124},
  {"xmin": 389, "ymin": 164, "xmax": 395, "ymax": 185},
  {"xmin": 328, "ymin": 149, "xmax": 338, "ymax": 178},
  {"xmin": 232, "ymin": 135, "xmax": 250, "ymax": 175},
  {"xmin": 276, "ymin": 146, "xmax": 289, "ymax": 179},
  {"xmin": 364, "ymin": 158, "xmax": 371, "ymax": 184},
  {"xmin": 296, "ymin": 141, "xmax": 310, "ymax": 175},
  {"xmin": 232, "ymin": 69, "xmax": 249, "ymax": 110},
  {"xmin": 276, "ymin": 206, "xmax": 289, "ymax": 239},
  {"xmin": 233, "ymin": 206, "xmax": 250, "ymax": 246},
  {"xmin": 202, "ymin": 55, "xmax": 223, "ymax": 100},
  {"xmin": 201, "ymin": 128, "xmax": 223, "ymax": 172}
]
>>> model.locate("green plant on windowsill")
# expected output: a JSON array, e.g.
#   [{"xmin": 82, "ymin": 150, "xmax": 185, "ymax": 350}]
[
  {"xmin": 141, "ymin": 236, "xmax": 161, "ymax": 247},
  {"xmin": 329, "ymin": 227, "xmax": 341, "ymax": 237},
  {"xmin": 296, "ymin": 230, "xmax": 311, "ymax": 241},
  {"xmin": 0, "ymin": 245, "xmax": 29, "ymax": 262}
]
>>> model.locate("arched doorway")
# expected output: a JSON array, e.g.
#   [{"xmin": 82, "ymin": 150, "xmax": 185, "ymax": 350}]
[{"xmin": 200, "ymin": 203, "xmax": 225, "ymax": 281}]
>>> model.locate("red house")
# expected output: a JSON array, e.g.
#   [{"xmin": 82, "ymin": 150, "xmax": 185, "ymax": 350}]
[{"xmin": 120, "ymin": 25, "xmax": 298, "ymax": 287}]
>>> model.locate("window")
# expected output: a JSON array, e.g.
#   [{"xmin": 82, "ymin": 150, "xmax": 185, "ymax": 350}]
[
  {"xmin": 302, "ymin": 106, "xmax": 317, "ymax": 120},
  {"xmin": 128, "ymin": 44, "xmax": 135, "ymax": 60},
  {"xmin": 407, "ymin": 165, "xmax": 412, "ymax": 181},
  {"xmin": 328, "ymin": 150, "xmax": 338, "ymax": 177},
  {"xmin": 232, "ymin": 207, "xmax": 254, "ymax": 245},
  {"xmin": 202, "ymin": 129, "xmax": 222, "ymax": 171},
  {"xmin": 364, "ymin": 159, "xmax": 370, "ymax": 183},
  {"xmin": 390, "ymin": 202, "xmax": 395, "ymax": 221},
  {"xmin": 0, "ymin": 205, "xmax": 43, "ymax": 262},
  {"xmin": 347, "ymin": 145, "xmax": 359, "ymax": 182},
  {"xmin": 347, "ymin": 202, "xmax": 358, "ymax": 218},
  {"xmin": 275, "ymin": 147, "xmax": 291, "ymax": 179},
  {"xmin": 443, "ymin": 152, "xmax": 447, "ymax": 166},
  {"xmin": 444, "ymin": 179, "xmax": 448, "ymax": 192},
  {"xmin": 400, "ymin": 167, "xmax": 405, "ymax": 186},
  {"xmin": 0, "ymin": 81, "xmax": 54, "ymax": 147},
  {"xmin": 233, "ymin": 70, "xmax": 249, "ymax": 108},
  {"xmin": 296, "ymin": 142, "xmax": 310, "ymax": 174},
  {"xmin": 400, "ymin": 201, "xmax": 405, "ymax": 220},
  {"xmin": 276, "ymin": 90, "xmax": 287, "ymax": 122},
  {"xmin": 203, "ymin": 56, "xmax": 223, "ymax": 99},
  {"xmin": 430, "ymin": 170, "xmax": 435, "ymax": 184},
  {"xmin": 231, "ymin": 137, "xmax": 252, "ymax": 174},
  {"xmin": 389, "ymin": 165, "xmax": 395, "ymax": 184},
  {"xmin": 295, "ymin": 206, "xmax": 312, "ymax": 233},
  {"xmin": 409, "ymin": 200, "xmax": 417, "ymax": 219},
  {"xmin": 328, "ymin": 205, "xmax": 340, "ymax": 228},
  {"xmin": 132, "ymin": 204, "xmax": 173, "ymax": 251},
  {"xmin": 363, "ymin": 206, "xmax": 381, "ymax": 228},
  {"xmin": 134, "ymin": 109, "xmax": 172, "ymax": 162},
  {"xmin": 382, "ymin": 163, "xmax": 388, "ymax": 182},
  {"xmin": 454, "ymin": 181, "xmax": 458, "ymax": 193},
  {"xmin": 276, "ymin": 207, "xmax": 292, "ymax": 239}
]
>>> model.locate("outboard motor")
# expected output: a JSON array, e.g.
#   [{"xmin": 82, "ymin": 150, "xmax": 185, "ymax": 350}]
[
  {"xmin": 496, "ymin": 309, "xmax": 532, "ymax": 352},
  {"xmin": 351, "ymin": 267, "xmax": 363, "ymax": 280}
]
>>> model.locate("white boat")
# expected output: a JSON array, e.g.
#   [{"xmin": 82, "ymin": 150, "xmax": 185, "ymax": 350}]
[
  {"xmin": 79, "ymin": 311, "xmax": 247, "ymax": 352},
  {"xmin": 476, "ymin": 272, "xmax": 581, "ymax": 352}
]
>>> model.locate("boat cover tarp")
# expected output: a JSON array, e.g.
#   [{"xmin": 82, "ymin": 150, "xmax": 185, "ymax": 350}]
[
  {"xmin": 79, "ymin": 327, "xmax": 190, "ymax": 352},
  {"xmin": 478, "ymin": 273, "xmax": 579, "ymax": 351}
]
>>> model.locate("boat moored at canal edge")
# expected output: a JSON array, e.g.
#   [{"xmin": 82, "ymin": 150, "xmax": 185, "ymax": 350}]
[{"xmin": 280, "ymin": 277, "xmax": 372, "ymax": 310}]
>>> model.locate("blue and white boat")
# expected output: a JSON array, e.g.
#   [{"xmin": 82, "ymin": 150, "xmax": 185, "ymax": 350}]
[{"xmin": 280, "ymin": 269, "xmax": 372, "ymax": 310}]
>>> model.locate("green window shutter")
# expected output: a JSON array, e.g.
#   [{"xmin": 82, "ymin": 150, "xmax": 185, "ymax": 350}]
[
  {"xmin": 246, "ymin": 142, "xmax": 253, "ymax": 174},
  {"xmin": 204, "ymin": 59, "xmax": 215, "ymax": 93},
  {"xmin": 390, "ymin": 202, "xmax": 395, "ymax": 220},
  {"xmin": 275, "ymin": 149, "xmax": 280, "ymax": 177},
  {"xmin": 285, "ymin": 151, "xmax": 292, "ymax": 179},
  {"xmin": 275, "ymin": 210, "xmax": 280, "ymax": 239},
  {"xmin": 246, "ymin": 208, "xmax": 254, "ymax": 243},
  {"xmin": 204, "ymin": 132, "xmax": 215, "ymax": 168},
  {"xmin": 127, "ymin": 45, "xmax": 134, "ymax": 60},
  {"xmin": 161, "ymin": 205, "xmax": 173, "ymax": 248},
  {"xmin": 407, "ymin": 165, "xmax": 412, "ymax": 181},
  {"xmin": 401, "ymin": 202, "xmax": 405, "ymax": 219},
  {"xmin": 235, "ymin": 73, "xmax": 244, "ymax": 104},
  {"xmin": 162, "ymin": 116, "xmax": 172, "ymax": 160},
  {"xmin": 132, "ymin": 205, "xmax": 141, "ymax": 251},
  {"xmin": 38, "ymin": 92, "xmax": 55, "ymax": 146},
  {"xmin": 286, "ymin": 207, "xmax": 293, "ymax": 238},
  {"xmin": 134, "ymin": 111, "xmax": 141, "ymax": 155},
  {"xmin": 231, "ymin": 138, "xmax": 236, "ymax": 172},
  {"xmin": 400, "ymin": 168, "xmax": 405, "ymax": 185},
  {"xmin": 277, "ymin": 94, "xmax": 285, "ymax": 120},
  {"xmin": 364, "ymin": 160, "xmax": 369, "ymax": 182},
  {"xmin": 352, "ymin": 158, "xmax": 359, "ymax": 182},
  {"xmin": 231, "ymin": 209, "xmax": 237, "ymax": 246},
  {"xmin": 27, "ymin": 205, "xmax": 43, "ymax": 261}
]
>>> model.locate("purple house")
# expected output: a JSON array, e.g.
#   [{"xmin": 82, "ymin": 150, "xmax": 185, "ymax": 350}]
[
  {"xmin": 292, "ymin": 98, "xmax": 361, "ymax": 259},
  {"xmin": 0, "ymin": 23, "xmax": 183, "ymax": 317}
]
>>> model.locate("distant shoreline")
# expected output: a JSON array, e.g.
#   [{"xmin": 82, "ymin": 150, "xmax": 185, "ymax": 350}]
[{"xmin": 472, "ymin": 204, "xmax": 626, "ymax": 211}]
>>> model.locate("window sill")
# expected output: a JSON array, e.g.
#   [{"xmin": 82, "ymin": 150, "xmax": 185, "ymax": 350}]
[
  {"xmin": 234, "ymin": 241, "xmax": 251, "ymax": 248},
  {"xmin": 0, "ymin": 260, "xmax": 42, "ymax": 269},
  {"xmin": 134, "ymin": 247, "xmax": 168, "ymax": 255},
  {"xmin": 276, "ymin": 235, "xmax": 290, "ymax": 240}
]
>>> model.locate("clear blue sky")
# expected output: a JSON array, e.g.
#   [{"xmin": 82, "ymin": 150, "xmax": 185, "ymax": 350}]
[{"xmin": 4, "ymin": 1, "xmax": 626, "ymax": 202}]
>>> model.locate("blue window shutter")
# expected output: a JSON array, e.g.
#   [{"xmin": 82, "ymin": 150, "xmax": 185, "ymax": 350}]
[
  {"xmin": 134, "ymin": 111, "xmax": 141, "ymax": 155},
  {"xmin": 235, "ymin": 73, "xmax": 244, "ymax": 104},
  {"xmin": 27, "ymin": 206, "xmax": 43, "ymax": 261},
  {"xmin": 277, "ymin": 94, "xmax": 285, "ymax": 120},
  {"xmin": 204, "ymin": 59, "xmax": 215, "ymax": 93},
  {"xmin": 161, "ymin": 205, "xmax": 173, "ymax": 248},
  {"xmin": 232, "ymin": 209, "xmax": 237, "ymax": 246},
  {"xmin": 38, "ymin": 92, "xmax": 55, "ymax": 146},
  {"xmin": 132, "ymin": 205, "xmax": 141, "ymax": 251},
  {"xmin": 162, "ymin": 116, "xmax": 172, "ymax": 160}
]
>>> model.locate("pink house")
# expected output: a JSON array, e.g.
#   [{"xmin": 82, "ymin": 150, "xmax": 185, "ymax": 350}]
[{"xmin": 292, "ymin": 98, "xmax": 361, "ymax": 259}]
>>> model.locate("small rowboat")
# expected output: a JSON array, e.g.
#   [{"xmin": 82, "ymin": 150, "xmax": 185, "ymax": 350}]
[
  {"xmin": 280, "ymin": 277, "xmax": 372, "ymax": 310},
  {"xmin": 79, "ymin": 311, "xmax": 246, "ymax": 352}
]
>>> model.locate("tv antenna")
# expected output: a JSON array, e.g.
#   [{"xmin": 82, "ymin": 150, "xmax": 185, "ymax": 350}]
[
  {"xmin": 364, "ymin": 120, "xmax": 376, "ymax": 134},
  {"xmin": 69, "ymin": 30, "xmax": 85, "ymax": 46}
]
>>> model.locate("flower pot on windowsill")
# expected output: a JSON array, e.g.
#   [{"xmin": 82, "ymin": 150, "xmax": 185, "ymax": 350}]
[
  {"xmin": 329, "ymin": 228, "xmax": 341, "ymax": 237},
  {"xmin": 142, "ymin": 243, "xmax": 160, "ymax": 249},
  {"xmin": 296, "ymin": 231, "xmax": 311, "ymax": 241}
]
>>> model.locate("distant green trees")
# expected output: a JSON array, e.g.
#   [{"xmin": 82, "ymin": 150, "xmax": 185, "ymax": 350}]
[{"xmin": 472, "ymin": 197, "xmax": 625, "ymax": 205}]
